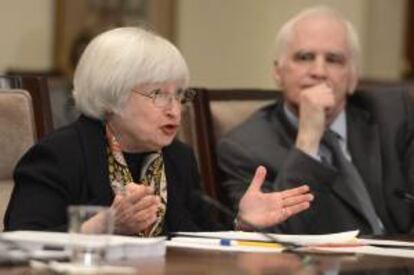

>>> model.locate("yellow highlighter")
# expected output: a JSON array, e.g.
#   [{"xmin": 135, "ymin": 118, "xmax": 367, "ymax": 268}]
[{"xmin": 221, "ymin": 239, "xmax": 284, "ymax": 248}]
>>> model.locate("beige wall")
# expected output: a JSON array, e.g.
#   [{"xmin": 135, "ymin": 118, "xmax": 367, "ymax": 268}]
[
  {"xmin": 176, "ymin": 0, "xmax": 407, "ymax": 88},
  {"xmin": 0, "ymin": 0, "xmax": 54, "ymax": 73},
  {"xmin": 0, "ymin": 0, "xmax": 407, "ymax": 85},
  {"xmin": 363, "ymin": 0, "xmax": 407, "ymax": 80}
]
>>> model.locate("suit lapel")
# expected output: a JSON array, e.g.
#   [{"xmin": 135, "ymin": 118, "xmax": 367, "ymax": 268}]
[
  {"xmin": 329, "ymin": 103, "xmax": 382, "ymax": 226},
  {"xmin": 329, "ymin": 169, "xmax": 367, "ymax": 221},
  {"xmin": 272, "ymin": 101, "xmax": 383, "ymax": 225},
  {"xmin": 346, "ymin": 104, "xmax": 383, "ymax": 215}
]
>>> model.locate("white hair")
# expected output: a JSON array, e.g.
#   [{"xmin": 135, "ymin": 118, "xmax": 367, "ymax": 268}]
[
  {"xmin": 274, "ymin": 6, "xmax": 361, "ymax": 76},
  {"xmin": 73, "ymin": 27, "xmax": 190, "ymax": 119}
]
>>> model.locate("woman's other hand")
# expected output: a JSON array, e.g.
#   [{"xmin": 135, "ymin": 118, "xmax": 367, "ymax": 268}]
[
  {"xmin": 111, "ymin": 183, "xmax": 161, "ymax": 235},
  {"xmin": 237, "ymin": 166, "xmax": 313, "ymax": 229}
]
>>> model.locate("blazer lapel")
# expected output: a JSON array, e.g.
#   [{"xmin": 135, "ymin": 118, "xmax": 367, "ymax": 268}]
[
  {"xmin": 346, "ymin": 105, "xmax": 384, "ymax": 217},
  {"xmin": 77, "ymin": 116, "xmax": 114, "ymax": 204},
  {"xmin": 329, "ymin": 171, "xmax": 367, "ymax": 222},
  {"xmin": 328, "ymin": 104, "xmax": 383, "ymax": 226}
]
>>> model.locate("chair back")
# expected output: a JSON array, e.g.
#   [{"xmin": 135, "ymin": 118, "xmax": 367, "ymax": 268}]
[
  {"xmin": 0, "ymin": 89, "xmax": 36, "ymax": 231},
  {"xmin": 0, "ymin": 75, "xmax": 53, "ymax": 139},
  {"xmin": 178, "ymin": 88, "xmax": 279, "ymax": 207}
]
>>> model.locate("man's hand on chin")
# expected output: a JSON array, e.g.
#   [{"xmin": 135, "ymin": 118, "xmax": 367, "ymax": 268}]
[{"xmin": 295, "ymin": 83, "xmax": 335, "ymax": 156}]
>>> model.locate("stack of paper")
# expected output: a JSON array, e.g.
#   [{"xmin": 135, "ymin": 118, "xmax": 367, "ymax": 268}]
[
  {"xmin": 0, "ymin": 231, "xmax": 166, "ymax": 261},
  {"xmin": 168, "ymin": 236, "xmax": 286, "ymax": 253},
  {"xmin": 168, "ymin": 231, "xmax": 414, "ymax": 259},
  {"xmin": 31, "ymin": 260, "xmax": 137, "ymax": 274},
  {"xmin": 167, "ymin": 230, "xmax": 359, "ymax": 253},
  {"xmin": 301, "ymin": 238, "xmax": 414, "ymax": 259}
]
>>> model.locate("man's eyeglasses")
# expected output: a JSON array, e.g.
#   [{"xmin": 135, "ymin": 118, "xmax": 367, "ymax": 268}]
[{"xmin": 132, "ymin": 88, "xmax": 196, "ymax": 108}]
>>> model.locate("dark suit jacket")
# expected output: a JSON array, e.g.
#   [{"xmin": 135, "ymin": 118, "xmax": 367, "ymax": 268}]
[
  {"xmin": 218, "ymin": 88, "xmax": 414, "ymax": 235},
  {"xmin": 4, "ymin": 116, "xmax": 216, "ymax": 233}
]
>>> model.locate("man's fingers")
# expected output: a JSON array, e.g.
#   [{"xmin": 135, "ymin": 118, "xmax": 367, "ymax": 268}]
[{"xmin": 247, "ymin": 166, "xmax": 267, "ymax": 193}]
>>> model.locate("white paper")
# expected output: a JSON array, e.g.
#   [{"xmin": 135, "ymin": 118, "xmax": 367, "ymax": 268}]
[
  {"xmin": 167, "ymin": 240, "xmax": 284, "ymax": 253},
  {"xmin": 173, "ymin": 230, "xmax": 359, "ymax": 245},
  {"xmin": 30, "ymin": 260, "xmax": 136, "ymax": 274},
  {"xmin": 299, "ymin": 245, "xmax": 414, "ymax": 259},
  {"xmin": 358, "ymin": 238, "xmax": 414, "ymax": 247},
  {"xmin": 0, "ymin": 231, "xmax": 166, "ymax": 260}
]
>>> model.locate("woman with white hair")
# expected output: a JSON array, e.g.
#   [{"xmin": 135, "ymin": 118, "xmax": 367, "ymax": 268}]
[{"xmin": 4, "ymin": 27, "xmax": 313, "ymax": 235}]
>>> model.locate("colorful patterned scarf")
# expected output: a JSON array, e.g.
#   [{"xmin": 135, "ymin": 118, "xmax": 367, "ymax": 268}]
[{"xmin": 106, "ymin": 124, "xmax": 167, "ymax": 236}]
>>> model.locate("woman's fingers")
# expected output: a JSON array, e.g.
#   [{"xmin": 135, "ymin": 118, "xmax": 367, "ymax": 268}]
[
  {"xmin": 133, "ymin": 204, "xmax": 159, "ymax": 223},
  {"xmin": 246, "ymin": 166, "xmax": 267, "ymax": 193},
  {"xmin": 112, "ymin": 184, "xmax": 161, "ymax": 234},
  {"xmin": 279, "ymin": 185, "xmax": 310, "ymax": 198},
  {"xmin": 130, "ymin": 194, "xmax": 160, "ymax": 212},
  {"xmin": 280, "ymin": 202, "xmax": 311, "ymax": 221},
  {"xmin": 276, "ymin": 185, "xmax": 313, "ymax": 208},
  {"xmin": 257, "ymin": 185, "xmax": 313, "ymax": 225},
  {"xmin": 125, "ymin": 183, "xmax": 154, "ymax": 204},
  {"xmin": 281, "ymin": 193, "xmax": 314, "ymax": 208},
  {"xmin": 114, "ymin": 204, "xmax": 158, "ymax": 234}
]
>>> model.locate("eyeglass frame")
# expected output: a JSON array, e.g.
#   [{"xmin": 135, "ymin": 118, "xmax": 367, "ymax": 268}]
[{"xmin": 132, "ymin": 87, "xmax": 196, "ymax": 108}]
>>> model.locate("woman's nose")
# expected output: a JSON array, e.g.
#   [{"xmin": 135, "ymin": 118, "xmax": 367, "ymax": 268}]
[{"xmin": 164, "ymin": 96, "xmax": 182, "ymax": 117}]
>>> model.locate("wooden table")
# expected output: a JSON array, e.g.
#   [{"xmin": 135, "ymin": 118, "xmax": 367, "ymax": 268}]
[{"xmin": 2, "ymin": 246, "xmax": 414, "ymax": 274}]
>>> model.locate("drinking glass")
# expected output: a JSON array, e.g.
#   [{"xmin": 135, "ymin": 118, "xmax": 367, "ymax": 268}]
[{"xmin": 68, "ymin": 205, "xmax": 114, "ymax": 266}]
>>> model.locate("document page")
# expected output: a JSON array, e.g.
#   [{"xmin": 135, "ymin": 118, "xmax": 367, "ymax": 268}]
[
  {"xmin": 299, "ymin": 245, "xmax": 414, "ymax": 259},
  {"xmin": 0, "ymin": 231, "xmax": 166, "ymax": 260},
  {"xmin": 167, "ymin": 236, "xmax": 285, "ymax": 253},
  {"xmin": 172, "ymin": 230, "xmax": 359, "ymax": 246}
]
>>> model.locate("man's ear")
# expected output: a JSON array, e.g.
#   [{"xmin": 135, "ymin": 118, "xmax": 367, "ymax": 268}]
[
  {"xmin": 272, "ymin": 60, "xmax": 282, "ymax": 86},
  {"xmin": 347, "ymin": 69, "xmax": 359, "ymax": 95}
]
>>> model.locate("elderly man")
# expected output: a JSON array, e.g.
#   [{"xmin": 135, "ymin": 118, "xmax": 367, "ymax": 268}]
[{"xmin": 218, "ymin": 6, "xmax": 414, "ymax": 235}]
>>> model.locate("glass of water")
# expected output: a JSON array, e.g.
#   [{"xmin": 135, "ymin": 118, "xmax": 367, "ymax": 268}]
[{"xmin": 68, "ymin": 205, "xmax": 114, "ymax": 266}]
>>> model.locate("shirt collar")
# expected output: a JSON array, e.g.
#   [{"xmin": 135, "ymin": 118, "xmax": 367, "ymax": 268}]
[{"xmin": 283, "ymin": 103, "xmax": 347, "ymax": 141}]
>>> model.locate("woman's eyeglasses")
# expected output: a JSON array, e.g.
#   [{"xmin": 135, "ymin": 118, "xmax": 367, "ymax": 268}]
[{"xmin": 133, "ymin": 88, "xmax": 196, "ymax": 108}]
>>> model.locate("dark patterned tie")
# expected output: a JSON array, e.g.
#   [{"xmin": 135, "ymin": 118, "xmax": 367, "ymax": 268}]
[{"xmin": 323, "ymin": 130, "xmax": 384, "ymax": 235}]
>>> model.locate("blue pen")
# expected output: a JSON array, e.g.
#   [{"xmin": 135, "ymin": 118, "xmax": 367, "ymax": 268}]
[
  {"xmin": 221, "ymin": 239, "xmax": 284, "ymax": 248},
  {"xmin": 172, "ymin": 237, "xmax": 284, "ymax": 248},
  {"xmin": 220, "ymin": 239, "xmax": 233, "ymax": 246}
]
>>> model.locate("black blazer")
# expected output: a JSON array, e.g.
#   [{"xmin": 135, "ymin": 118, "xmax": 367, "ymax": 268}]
[
  {"xmin": 4, "ymin": 116, "xmax": 216, "ymax": 233},
  {"xmin": 218, "ymin": 88, "xmax": 414, "ymax": 235}
]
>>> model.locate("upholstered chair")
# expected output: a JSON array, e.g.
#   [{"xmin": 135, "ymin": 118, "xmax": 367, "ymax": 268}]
[
  {"xmin": 0, "ymin": 89, "xmax": 36, "ymax": 231},
  {"xmin": 177, "ymin": 88, "xmax": 278, "ymax": 203}
]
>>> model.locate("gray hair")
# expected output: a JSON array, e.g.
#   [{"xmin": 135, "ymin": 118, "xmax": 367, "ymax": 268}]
[
  {"xmin": 73, "ymin": 27, "xmax": 190, "ymax": 119},
  {"xmin": 274, "ymin": 6, "xmax": 361, "ymax": 75}
]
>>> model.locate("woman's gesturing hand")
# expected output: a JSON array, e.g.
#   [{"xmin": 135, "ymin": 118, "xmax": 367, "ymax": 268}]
[{"xmin": 237, "ymin": 166, "xmax": 313, "ymax": 229}]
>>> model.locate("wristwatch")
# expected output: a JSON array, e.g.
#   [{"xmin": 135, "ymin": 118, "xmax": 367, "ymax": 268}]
[{"xmin": 233, "ymin": 216, "xmax": 253, "ymax": 231}]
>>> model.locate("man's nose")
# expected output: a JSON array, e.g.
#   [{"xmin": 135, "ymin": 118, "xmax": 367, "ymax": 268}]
[{"xmin": 309, "ymin": 58, "xmax": 328, "ymax": 79}]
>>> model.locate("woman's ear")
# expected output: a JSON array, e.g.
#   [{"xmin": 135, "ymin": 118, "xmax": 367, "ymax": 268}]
[{"xmin": 104, "ymin": 110, "xmax": 115, "ymax": 121}]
